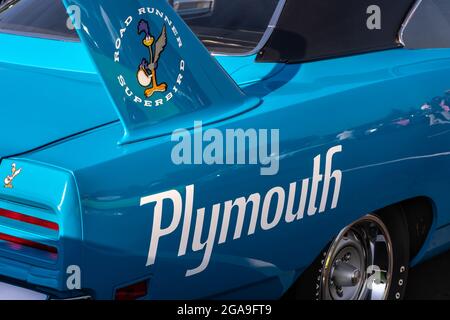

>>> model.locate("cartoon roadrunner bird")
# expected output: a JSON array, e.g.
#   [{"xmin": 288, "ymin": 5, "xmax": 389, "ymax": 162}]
[
  {"xmin": 4, "ymin": 163, "xmax": 22, "ymax": 189},
  {"xmin": 137, "ymin": 19, "xmax": 168, "ymax": 98}
]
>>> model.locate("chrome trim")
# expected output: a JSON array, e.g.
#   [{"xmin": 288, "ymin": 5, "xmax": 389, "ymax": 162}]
[
  {"xmin": 53, "ymin": 295, "xmax": 92, "ymax": 300},
  {"xmin": 212, "ymin": 0, "xmax": 287, "ymax": 57},
  {"xmin": 0, "ymin": 281, "xmax": 48, "ymax": 300},
  {"xmin": 398, "ymin": 0, "xmax": 424, "ymax": 46}
]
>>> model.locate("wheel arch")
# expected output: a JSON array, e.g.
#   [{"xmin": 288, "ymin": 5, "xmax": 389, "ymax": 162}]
[
  {"xmin": 379, "ymin": 196, "xmax": 434, "ymax": 262},
  {"xmin": 283, "ymin": 196, "xmax": 435, "ymax": 299}
]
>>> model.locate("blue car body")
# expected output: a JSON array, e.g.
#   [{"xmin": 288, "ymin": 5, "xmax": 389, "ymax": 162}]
[{"xmin": 0, "ymin": 0, "xmax": 450, "ymax": 299}]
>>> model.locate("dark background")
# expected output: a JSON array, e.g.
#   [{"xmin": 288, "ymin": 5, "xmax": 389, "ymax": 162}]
[{"xmin": 406, "ymin": 250, "xmax": 450, "ymax": 299}]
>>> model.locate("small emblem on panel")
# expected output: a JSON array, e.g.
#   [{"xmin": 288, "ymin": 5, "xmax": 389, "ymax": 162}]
[{"xmin": 4, "ymin": 163, "xmax": 22, "ymax": 189}]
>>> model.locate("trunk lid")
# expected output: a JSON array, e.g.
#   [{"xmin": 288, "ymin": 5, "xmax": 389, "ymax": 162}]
[{"xmin": 0, "ymin": 33, "xmax": 118, "ymax": 159}]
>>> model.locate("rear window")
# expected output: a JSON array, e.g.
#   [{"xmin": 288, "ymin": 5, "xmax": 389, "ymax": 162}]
[
  {"xmin": 179, "ymin": 0, "xmax": 282, "ymax": 54},
  {"xmin": 0, "ymin": 0, "xmax": 78, "ymax": 40},
  {"xmin": 0, "ymin": 0, "xmax": 281, "ymax": 54}
]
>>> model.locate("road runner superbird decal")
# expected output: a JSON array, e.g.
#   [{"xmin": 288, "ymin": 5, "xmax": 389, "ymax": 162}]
[
  {"xmin": 141, "ymin": 145, "xmax": 343, "ymax": 276},
  {"xmin": 114, "ymin": 8, "xmax": 185, "ymax": 109},
  {"xmin": 4, "ymin": 163, "xmax": 21, "ymax": 189}
]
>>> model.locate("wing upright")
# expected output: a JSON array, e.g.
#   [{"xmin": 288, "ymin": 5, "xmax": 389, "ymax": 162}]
[{"xmin": 61, "ymin": 0, "xmax": 260, "ymax": 144}]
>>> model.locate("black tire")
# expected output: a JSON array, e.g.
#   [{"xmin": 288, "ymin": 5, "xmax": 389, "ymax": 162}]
[{"xmin": 284, "ymin": 205, "xmax": 410, "ymax": 300}]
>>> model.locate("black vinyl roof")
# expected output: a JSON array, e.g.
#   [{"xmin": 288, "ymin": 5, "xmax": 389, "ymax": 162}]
[{"xmin": 257, "ymin": 0, "xmax": 416, "ymax": 63}]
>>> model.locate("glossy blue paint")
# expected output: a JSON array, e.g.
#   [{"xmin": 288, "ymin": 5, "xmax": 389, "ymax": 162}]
[
  {"xmin": 0, "ymin": 1, "xmax": 449, "ymax": 300},
  {"xmin": 0, "ymin": 33, "xmax": 117, "ymax": 158},
  {"xmin": 215, "ymin": 54, "xmax": 286, "ymax": 86}
]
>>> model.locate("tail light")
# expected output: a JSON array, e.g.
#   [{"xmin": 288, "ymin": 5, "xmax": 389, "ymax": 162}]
[
  {"xmin": 0, "ymin": 208, "xmax": 59, "ymax": 231},
  {"xmin": 0, "ymin": 208, "xmax": 59, "ymax": 258},
  {"xmin": 0, "ymin": 233, "xmax": 57, "ymax": 254},
  {"xmin": 115, "ymin": 280, "xmax": 148, "ymax": 300}
]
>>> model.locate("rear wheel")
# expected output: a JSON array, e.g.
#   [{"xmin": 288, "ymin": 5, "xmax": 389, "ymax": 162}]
[{"xmin": 288, "ymin": 207, "xmax": 409, "ymax": 300}]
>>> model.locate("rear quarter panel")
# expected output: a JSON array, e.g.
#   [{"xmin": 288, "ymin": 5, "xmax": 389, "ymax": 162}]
[{"xmin": 23, "ymin": 47, "xmax": 450, "ymax": 299}]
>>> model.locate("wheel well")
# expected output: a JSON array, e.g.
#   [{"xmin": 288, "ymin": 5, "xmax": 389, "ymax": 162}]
[
  {"xmin": 377, "ymin": 197, "xmax": 434, "ymax": 261},
  {"xmin": 283, "ymin": 197, "xmax": 434, "ymax": 299}
]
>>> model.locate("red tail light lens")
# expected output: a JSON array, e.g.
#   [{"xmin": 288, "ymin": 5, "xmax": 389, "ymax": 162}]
[
  {"xmin": 0, "ymin": 232, "xmax": 57, "ymax": 254},
  {"xmin": 0, "ymin": 208, "xmax": 59, "ymax": 231},
  {"xmin": 115, "ymin": 280, "xmax": 148, "ymax": 300}
]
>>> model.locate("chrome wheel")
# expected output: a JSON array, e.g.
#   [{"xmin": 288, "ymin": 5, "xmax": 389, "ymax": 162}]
[{"xmin": 320, "ymin": 214, "xmax": 393, "ymax": 300}]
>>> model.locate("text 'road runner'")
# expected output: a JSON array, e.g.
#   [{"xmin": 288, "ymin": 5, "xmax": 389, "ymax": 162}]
[{"xmin": 141, "ymin": 146, "xmax": 343, "ymax": 276}]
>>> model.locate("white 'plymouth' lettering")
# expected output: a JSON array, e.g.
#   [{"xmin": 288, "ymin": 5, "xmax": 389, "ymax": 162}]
[{"xmin": 140, "ymin": 145, "xmax": 343, "ymax": 276}]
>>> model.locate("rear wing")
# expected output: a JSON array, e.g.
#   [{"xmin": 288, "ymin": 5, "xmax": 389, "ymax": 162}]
[{"xmin": 62, "ymin": 0, "xmax": 260, "ymax": 143}]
